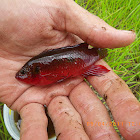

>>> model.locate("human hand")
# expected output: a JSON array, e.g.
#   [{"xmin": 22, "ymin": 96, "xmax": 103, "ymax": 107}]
[{"xmin": 0, "ymin": 0, "xmax": 139, "ymax": 140}]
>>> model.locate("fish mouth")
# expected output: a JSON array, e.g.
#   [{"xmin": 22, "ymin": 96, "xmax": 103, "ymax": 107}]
[{"xmin": 15, "ymin": 71, "xmax": 28, "ymax": 80}]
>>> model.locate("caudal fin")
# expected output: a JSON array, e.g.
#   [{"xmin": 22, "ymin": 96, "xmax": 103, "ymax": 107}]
[{"xmin": 82, "ymin": 65, "xmax": 110, "ymax": 77}]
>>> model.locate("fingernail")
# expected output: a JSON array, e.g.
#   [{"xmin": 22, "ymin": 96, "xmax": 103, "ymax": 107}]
[{"xmin": 122, "ymin": 30, "xmax": 135, "ymax": 34}]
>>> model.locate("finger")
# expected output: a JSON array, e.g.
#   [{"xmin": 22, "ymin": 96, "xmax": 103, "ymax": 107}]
[
  {"xmin": 48, "ymin": 96, "xmax": 89, "ymax": 140},
  {"xmin": 69, "ymin": 81, "xmax": 120, "ymax": 140},
  {"xmin": 10, "ymin": 76, "xmax": 83, "ymax": 111},
  {"xmin": 87, "ymin": 60, "xmax": 140, "ymax": 140},
  {"xmin": 59, "ymin": 1, "xmax": 135, "ymax": 48},
  {"xmin": 19, "ymin": 103, "xmax": 48, "ymax": 140}
]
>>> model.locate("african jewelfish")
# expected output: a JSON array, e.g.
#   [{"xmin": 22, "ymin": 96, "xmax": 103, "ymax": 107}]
[{"xmin": 15, "ymin": 43, "xmax": 110, "ymax": 86}]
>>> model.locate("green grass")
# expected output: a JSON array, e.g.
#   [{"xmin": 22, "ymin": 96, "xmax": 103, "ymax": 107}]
[{"xmin": 0, "ymin": 0, "xmax": 140, "ymax": 139}]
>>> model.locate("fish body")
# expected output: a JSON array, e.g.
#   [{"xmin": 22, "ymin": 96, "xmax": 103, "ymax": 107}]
[{"xmin": 15, "ymin": 43, "xmax": 110, "ymax": 85}]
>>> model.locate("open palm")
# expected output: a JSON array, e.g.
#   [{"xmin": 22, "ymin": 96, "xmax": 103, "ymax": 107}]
[
  {"xmin": 0, "ymin": 0, "xmax": 139, "ymax": 140},
  {"xmin": 0, "ymin": 0, "xmax": 85, "ymax": 111}
]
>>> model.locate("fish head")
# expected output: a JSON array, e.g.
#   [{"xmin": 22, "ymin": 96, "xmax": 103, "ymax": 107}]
[{"xmin": 15, "ymin": 63, "xmax": 41, "ymax": 85}]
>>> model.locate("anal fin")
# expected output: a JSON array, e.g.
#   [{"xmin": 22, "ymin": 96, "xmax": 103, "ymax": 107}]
[{"xmin": 82, "ymin": 65, "xmax": 110, "ymax": 77}]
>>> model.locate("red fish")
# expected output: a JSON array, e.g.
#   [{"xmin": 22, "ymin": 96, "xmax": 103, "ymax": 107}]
[{"xmin": 15, "ymin": 43, "xmax": 110, "ymax": 85}]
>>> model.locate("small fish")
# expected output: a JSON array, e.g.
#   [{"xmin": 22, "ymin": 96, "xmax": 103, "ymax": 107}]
[{"xmin": 15, "ymin": 43, "xmax": 110, "ymax": 85}]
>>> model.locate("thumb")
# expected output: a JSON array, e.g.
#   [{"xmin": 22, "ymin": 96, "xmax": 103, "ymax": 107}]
[{"xmin": 64, "ymin": 1, "xmax": 136, "ymax": 48}]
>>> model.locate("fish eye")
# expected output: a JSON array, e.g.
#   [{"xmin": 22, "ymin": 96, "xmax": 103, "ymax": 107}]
[{"xmin": 20, "ymin": 69, "xmax": 26, "ymax": 75}]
